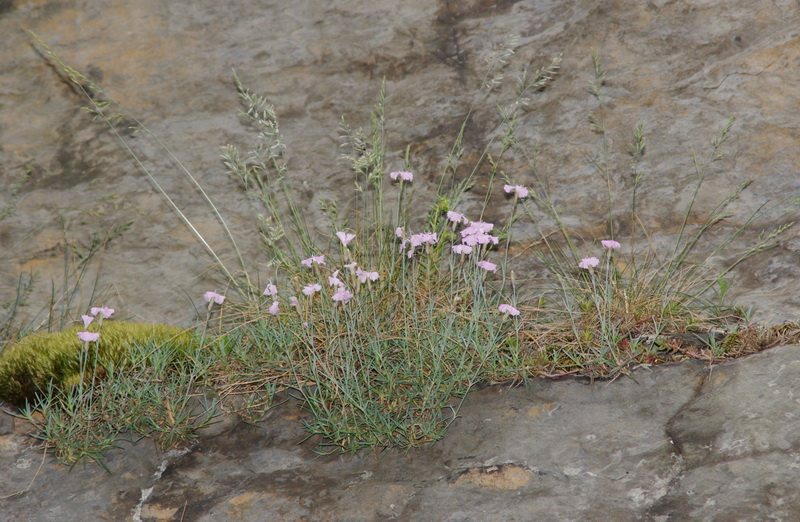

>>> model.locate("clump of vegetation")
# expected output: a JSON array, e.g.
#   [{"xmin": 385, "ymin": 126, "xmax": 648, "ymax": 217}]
[
  {"xmin": 19, "ymin": 332, "xmax": 216, "ymax": 466},
  {"xmin": 0, "ymin": 317, "xmax": 194, "ymax": 406},
  {"xmin": 11, "ymin": 33, "xmax": 796, "ymax": 464}
]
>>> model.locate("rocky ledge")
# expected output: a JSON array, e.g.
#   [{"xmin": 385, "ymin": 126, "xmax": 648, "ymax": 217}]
[{"xmin": 2, "ymin": 344, "xmax": 798, "ymax": 520}]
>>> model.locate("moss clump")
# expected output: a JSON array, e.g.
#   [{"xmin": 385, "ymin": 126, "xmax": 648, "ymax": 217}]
[{"xmin": 0, "ymin": 321, "xmax": 195, "ymax": 407}]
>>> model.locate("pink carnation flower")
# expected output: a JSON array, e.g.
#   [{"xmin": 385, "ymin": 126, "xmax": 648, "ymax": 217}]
[
  {"xmin": 461, "ymin": 233, "xmax": 499, "ymax": 247},
  {"xmin": 503, "ymin": 184, "xmax": 529, "ymax": 199},
  {"xmin": 328, "ymin": 270, "xmax": 344, "ymax": 287},
  {"xmin": 302, "ymin": 283, "xmax": 322, "ymax": 296},
  {"xmin": 203, "ymin": 292, "xmax": 225, "ymax": 305},
  {"xmin": 477, "ymin": 260, "xmax": 497, "ymax": 272},
  {"xmin": 356, "ymin": 268, "xmax": 380, "ymax": 283},
  {"xmin": 452, "ymin": 244, "xmax": 473, "ymax": 255},
  {"xmin": 389, "ymin": 171, "xmax": 414, "ymax": 182},
  {"xmin": 81, "ymin": 314, "xmax": 94, "ymax": 328},
  {"xmin": 301, "ymin": 255, "xmax": 326, "ymax": 267},
  {"xmin": 579, "ymin": 257, "xmax": 600, "ymax": 270},
  {"xmin": 601, "ymin": 239, "xmax": 621, "ymax": 250},
  {"xmin": 77, "ymin": 331, "xmax": 100, "ymax": 343},
  {"xmin": 332, "ymin": 286, "xmax": 353, "ymax": 304},
  {"xmin": 336, "ymin": 231, "xmax": 356, "ymax": 246},
  {"xmin": 405, "ymin": 231, "xmax": 439, "ymax": 258},
  {"xmin": 90, "ymin": 306, "xmax": 115, "ymax": 319},
  {"xmin": 446, "ymin": 211, "xmax": 466, "ymax": 224},
  {"xmin": 289, "ymin": 296, "xmax": 300, "ymax": 308},
  {"xmin": 498, "ymin": 303, "xmax": 520, "ymax": 316},
  {"xmin": 395, "ymin": 227, "xmax": 404, "ymax": 239},
  {"xmin": 263, "ymin": 282, "xmax": 278, "ymax": 298},
  {"xmin": 268, "ymin": 301, "xmax": 280, "ymax": 315},
  {"xmin": 409, "ymin": 232, "xmax": 438, "ymax": 247},
  {"xmin": 461, "ymin": 221, "xmax": 494, "ymax": 237}
]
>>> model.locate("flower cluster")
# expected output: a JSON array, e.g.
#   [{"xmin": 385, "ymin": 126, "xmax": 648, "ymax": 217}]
[
  {"xmin": 445, "ymin": 212, "xmax": 501, "ymax": 274},
  {"xmin": 579, "ymin": 239, "xmax": 622, "ymax": 270},
  {"xmin": 205, "ymin": 171, "xmax": 534, "ymax": 324},
  {"xmin": 76, "ymin": 305, "xmax": 115, "ymax": 343},
  {"xmin": 397, "ymin": 228, "xmax": 439, "ymax": 259},
  {"xmin": 460, "ymin": 221, "xmax": 499, "ymax": 247}
]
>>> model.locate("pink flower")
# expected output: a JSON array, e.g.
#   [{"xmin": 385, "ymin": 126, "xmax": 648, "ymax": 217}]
[
  {"xmin": 81, "ymin": 315, "xmax": 94, "ymax": 328},
  {"xmin": 447, "ymin": 211, "xmax": 466, "ymax": 224},
  {"xmin": 268, "ymin": 301, "xmax": 280, "ymax": 315},
  {"xmin": 601, "ymin": 239, "xmax": 621, "ymax": 250},
  {"xmin": 328, "ymin": 270, "xmax": 344, "ymax": 287},
  {"xmin": 77, "ymin": 331, "xmax": 100, "ymax": 343},
  {"xmin": 395, "ymin": 227, "xmax": 404, "ymax": 239},
  {"xmin": 477, "ymin": 260, "xmax": 497, "ymax": 272},
  {"xmin": 461, "ymin": 221, "xmax": 494, "ymax": 237},
  {"xmin": 344, "ymin": 261, "xmax": 358, "ymax": 273},
  {"xmin": 503, "ymin": 184, "xmax": 529, "ymax": 199},
  {"xmin": 452, "ymin": 244, "xmax": 473, "ymax": 255},
  {"xmin": 461, "ymin": 233, "xmax": 499, "ymax": 247},
  {"xmin": 356, "ymin": 268, "xmax": 380, "ymax": 283},
  {"xmin": 203, "ymin": 292, "xmax": 225, "ymax": 305},
  {"xmin": 389, "ymin": 171, "xmax": 414, "ymax": 183},
  {"xmin": 289, "ymin": 296, "xmax": 300, "ymax": 308},
  {"xmin": 90, "ymin": 306, "xmax": 115, "ymax": 319},
  {"xmin": 405, "ymin": 231, "xmax": 439, "ymax": 258},
  {"xmin": 263, "ymin": 282, "xmax": 278, "ymax": 298},
  {"xmin": 302, "ymin": 283, "xmax": 322, "ymax": 296},
  {"xmin": 498, "ymin": 303, "xmax": 520, "ymax": 316},
  {"xmin": 301, "ymin": 255, "xmax": 326, "ymax": 268},
  {"xmin": 332, "ymin": 286, "xmax": 353, "ymax": 304},
  {"xmin": 579, "ymin": 257, "xmax": 600, "ymax": 270},
  {"xmin": 409, "ymin": 232, "xmax": 438, "ymax": 247},
  {"xmin": 336, "ymin": 231, "xmax": 356, "ymax": 246}
]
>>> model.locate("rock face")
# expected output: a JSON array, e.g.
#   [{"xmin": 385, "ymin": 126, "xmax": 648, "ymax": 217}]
[
  {"xmin": 0, "ymin": 0, "xmax": 799, "ymax": 325},
  {"xmin": 1, "ymin": 345, "xmax": 799, "ymax": 519},
  {"xmin": 2, "ymin": 0, "xmax": 800, "ymax": 519}
]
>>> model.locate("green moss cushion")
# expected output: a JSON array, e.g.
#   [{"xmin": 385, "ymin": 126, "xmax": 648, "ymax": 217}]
[{"xmin": 0, "ymin": 321, "xmax": 195, "ymax": 407}]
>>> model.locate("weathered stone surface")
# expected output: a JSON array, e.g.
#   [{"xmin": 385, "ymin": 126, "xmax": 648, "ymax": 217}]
[
  {"xmin": 1, "ymin": 0, "xmax": 798, "ymax": 325},
  {"xmin": 0, "ymin": 406, "xmax": 13, "ymax": 435},
  {"xmin": 0, "ymin": 433, "xmax": 163, "ymax": 519},
  {"xmin": 1, "ymin": 346, "xmax": 799, "ymax": 519}
]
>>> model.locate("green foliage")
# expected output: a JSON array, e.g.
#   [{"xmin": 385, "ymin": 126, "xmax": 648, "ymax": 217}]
[
  {"xmin": 25, "ymin": 31, "xmax": 797, "ymax": 463},
  {"xmin": 20, "ymin": 338, "xmax": 215, "ymax": 465},
  {"xmin": 0, "ymin": 321, "xmax": 194, "ymax": 406}
]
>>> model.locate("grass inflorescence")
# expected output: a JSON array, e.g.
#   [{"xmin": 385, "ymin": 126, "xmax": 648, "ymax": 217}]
[{"xmin": 2, "ymin": 33, "xmax": 796, "ymax": 464}]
